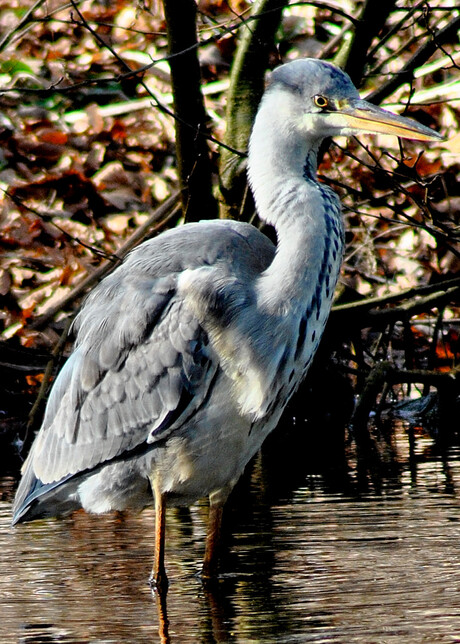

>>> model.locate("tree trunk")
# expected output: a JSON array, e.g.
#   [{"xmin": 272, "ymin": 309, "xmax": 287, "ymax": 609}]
[
  {"xmin": 219, "ymin": 0, "xmax": 285, "ymax": 220},
  {"xmin": 163, "ymin": 0, "xmax": 217, "ymax": 222}
]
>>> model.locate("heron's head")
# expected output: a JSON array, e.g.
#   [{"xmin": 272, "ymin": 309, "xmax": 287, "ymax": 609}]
[{"xmin": 266, "ymin": 58, "xmax": 443, "ymax": 143}]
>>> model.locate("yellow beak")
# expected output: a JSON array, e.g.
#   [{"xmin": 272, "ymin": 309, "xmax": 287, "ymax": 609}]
[{"xmin": 340, "ymin": 99, "xmax": 443, "ymax": 142}]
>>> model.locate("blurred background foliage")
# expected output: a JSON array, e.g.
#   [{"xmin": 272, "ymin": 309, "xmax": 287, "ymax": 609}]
[{"xmin": 0, "ymin": 0, "xmax": 458, "ymax": 467}]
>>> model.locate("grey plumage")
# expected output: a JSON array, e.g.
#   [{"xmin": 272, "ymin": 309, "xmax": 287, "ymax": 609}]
[
  {"xmin": 13, "ymin": 221, "xmax": 274, "ymax": 518},
  {"xmin": 12, "ymin": 58, "xmax": 441, "ymax": 586}
]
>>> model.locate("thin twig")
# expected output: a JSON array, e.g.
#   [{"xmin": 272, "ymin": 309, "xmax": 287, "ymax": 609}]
[
  {"xmin": 332, "ymin": 279, "xmax": 460, "ymax": 330},
  {"xmin": 367, "ymin": 14, "xmax": 460, "ymax": 104},
  {"xmin": 3, "ymin": 189, "xmax": 119, "ymax": 263},
  {"xmin": 0, "ymin": 0, "xmax": 49, "ymax": 51},
  {"xmin": 29, "ymin": 193, "xmax": 181, "ymax": 330}
]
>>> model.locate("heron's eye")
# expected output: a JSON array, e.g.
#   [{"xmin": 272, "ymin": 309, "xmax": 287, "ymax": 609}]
[{"xmin": 314, "ymin": 95, "xmax": 329, "ymax": 109}]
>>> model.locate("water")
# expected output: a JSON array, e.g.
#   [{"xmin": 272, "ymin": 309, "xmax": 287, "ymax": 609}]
[{"xmin": 1, "ymin": 423, "xmax": 460, "ymax": 643}]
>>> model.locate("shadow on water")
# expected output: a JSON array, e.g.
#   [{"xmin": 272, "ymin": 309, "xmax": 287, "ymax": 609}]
[{"xmin": 2, "ymin": 417, "xmax": 460, "ymax": 643}]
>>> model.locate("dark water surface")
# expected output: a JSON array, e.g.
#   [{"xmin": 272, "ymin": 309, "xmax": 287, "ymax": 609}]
[{"xmin": 1, "ymin": 424, "xmax": 460, "ymax": 643}]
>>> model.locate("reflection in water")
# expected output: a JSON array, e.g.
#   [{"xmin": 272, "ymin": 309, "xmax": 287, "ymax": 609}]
[{"xmin": 1, "ymin": 423, "xmax": 460, "ymax": 643}]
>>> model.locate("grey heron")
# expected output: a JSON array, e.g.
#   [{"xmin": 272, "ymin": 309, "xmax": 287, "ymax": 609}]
[{"xmin": 12, "ymin": 58, "xmax": 441, "ymax": 590}]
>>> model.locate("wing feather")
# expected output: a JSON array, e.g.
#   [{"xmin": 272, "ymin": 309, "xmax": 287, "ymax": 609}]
[
  {"xmin": 12, "ymin": 219, "xmax": 275, "ymax": 522},
  {"xmin": 24, "ymin": 285, "xmax": 215, "ymax": 487}
]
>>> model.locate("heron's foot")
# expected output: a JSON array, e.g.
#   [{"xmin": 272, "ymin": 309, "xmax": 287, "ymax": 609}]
[
  {"xmin": 201, "ymin": 559, "xmax": 218, "ymax": 578},
  {"xmin": 149, "ymin": 568, "xmax": 169, "ymax": 594},
  {"xmin": 201, "ymin": 559, "xmax": 220, "ymax": 588}
]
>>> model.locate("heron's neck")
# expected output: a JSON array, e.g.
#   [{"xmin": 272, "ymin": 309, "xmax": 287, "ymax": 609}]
[
  {"xmin": 248, "ymin": 101, "xmax": 343, "ymax": 316},
  {"xmin": 248, "ymin": 105, "xmax": 321, "ymax": 227}
]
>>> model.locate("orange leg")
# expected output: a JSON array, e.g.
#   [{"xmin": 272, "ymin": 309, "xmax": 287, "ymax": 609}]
[
  {"xmin": 202, "ymin": 502, "xmax": 224, "ymax": 579},
  {"xmin": 154, "ymin": 583, "xmax": 170, "ymax": 643},
  {"xmin": 151, "ymin": 490, "xmax": 168, "ymax": 593}
]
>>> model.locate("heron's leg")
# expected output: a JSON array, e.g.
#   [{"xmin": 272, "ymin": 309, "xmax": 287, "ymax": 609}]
[
  {"xmin": 154, "ymin": 584, "xmax": 170, "ymax": 643},
  {"xmin": 202, "ymin": 499, "xmax": 224, "ymax": 579},
  {"xmin": 150, "ymin": 484, "xmax": 169, "ymax": 593}
]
